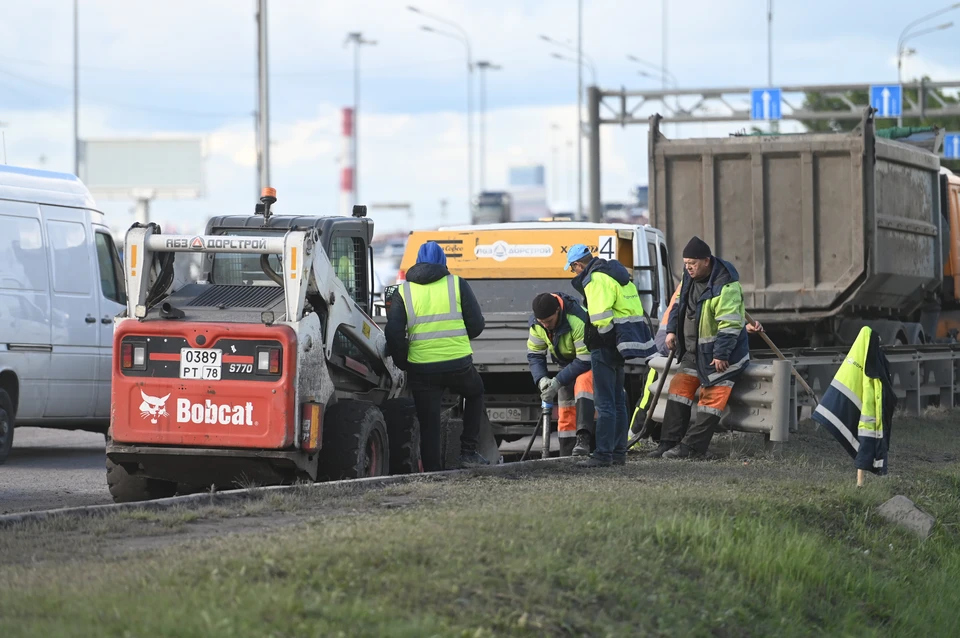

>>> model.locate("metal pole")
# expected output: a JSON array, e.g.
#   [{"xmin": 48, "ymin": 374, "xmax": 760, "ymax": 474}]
[
  {"xmin": 768, "ymin": 0, "xmax": 779, "ymax": 133},
  {"xmin": 354, "ymin": 40, "xmax": 360, "ymax": 204},
  {"xmin": 479, "ymin": 65, "xmax": 486, "ymax": 191},
  {"xmin": 767, "ymin": 0, "xmax": 773, "ymax": 88},
  {"xmin": 551, "ymin": 145, "xmax": 559, "ymax": 202},
  {"xmin": 576, "ymin": 0, "xmax": 583, "ymax": 221},
  {"xmin": 588, "ymin": 86, "xmax": 601, "ymax": 223},
  {"xmin": 73, "ymin": 0, "xmax": 79, "ymax": 177},
  {"xmin": 897, "ymin": 48, "xmax": 903, "ymax": 127},
  {"xmin": 256, "ymin": 0, "xmax": 270, "ymax": 191},
  {"xmin": 467, "ymin": 55, "xmax": 474, "ymax": 217},
  {"xmin": 662, "ymin": 0, "xmax": 667, "ymax": 93}
]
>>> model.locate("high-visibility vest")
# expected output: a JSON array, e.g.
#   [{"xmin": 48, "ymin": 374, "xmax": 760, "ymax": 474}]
[
  {"xmin": 812, "ymin": 326, "xmax": 891, "ymax": 474},
  {"xmin": 399, "ymin": 275, "xmax": 472, "ymax": 364}
]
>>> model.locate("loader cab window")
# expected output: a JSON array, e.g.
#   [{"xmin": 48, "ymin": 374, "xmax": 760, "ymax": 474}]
[
  {"xmin": 330, "ymin": 235, "xmax": 368, "ymax": 311},
  {"xmin": 210, "ymin": 230, "xmax": 283, "ymax": 285}
]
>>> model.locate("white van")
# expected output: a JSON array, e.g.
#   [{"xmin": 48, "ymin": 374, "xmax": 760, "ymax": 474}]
[{"xmin": 0, "ymin": 165, "xmax": 125, "ymax": 463}]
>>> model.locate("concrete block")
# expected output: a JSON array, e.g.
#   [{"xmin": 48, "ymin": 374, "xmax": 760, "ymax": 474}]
[{"xmin": 877, "ymin": 495, "xmax": 936, "ymax": 540}]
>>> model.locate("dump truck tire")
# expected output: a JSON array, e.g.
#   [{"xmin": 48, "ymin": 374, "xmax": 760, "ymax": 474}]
[
  {"xmin": 0, "ymin": 389, "xmax": 14, "ymax": 465},
  {"xmin": 106, "ymin": 457, "xmax": 177, "ymax": 503},
  {"xmin": 383, "ymin": 398, "xmax": 421, "ymax": 474},
  {"xmin": 319, "ymin": 401, "xmax": 390, "ymax": 480}
]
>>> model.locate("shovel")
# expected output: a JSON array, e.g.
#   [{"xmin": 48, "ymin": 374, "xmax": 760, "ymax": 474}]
[{"xmin": 626, "ymin": 348, "xmax": 676, "ymax": 450}]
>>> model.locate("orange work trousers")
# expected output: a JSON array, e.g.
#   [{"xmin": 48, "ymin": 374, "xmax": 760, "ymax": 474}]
[{"xmin": 557, "ymin": 371, "xmax": 595, "ymax": 439}]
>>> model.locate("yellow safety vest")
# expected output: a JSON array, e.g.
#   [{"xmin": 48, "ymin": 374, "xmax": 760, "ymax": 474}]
[{"xmin": 399, "ymin": 275, "xmax": 472, "ymax": 364}]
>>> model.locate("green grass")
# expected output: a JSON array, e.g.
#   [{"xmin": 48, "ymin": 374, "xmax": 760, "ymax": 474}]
[{"xmin": 1, "ymin": 414, "xmax": 959, "ymax": 637}]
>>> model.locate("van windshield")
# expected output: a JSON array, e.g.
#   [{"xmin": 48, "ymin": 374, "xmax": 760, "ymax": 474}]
[{"xmin": 210, "ymin": 230, "xmax": 283, "ymax": 286}]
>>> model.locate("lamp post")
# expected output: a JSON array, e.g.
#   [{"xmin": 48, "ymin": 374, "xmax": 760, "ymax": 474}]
[
  {"xmin": 541, "ymin": 32, "xmax": 594, "ymax": 220},
  {"xmin": 410, "ymin": 6, "xmax": 474, "ymax": 216},
  {"xmin": 256, "ymin": 0, "xmax": 270, "ymax": 193},
  {"xmin": 475, "ymin": 60, "xmax": 501, "ymax": 192},
  {"xmin": 73, "ymin": 0, "xmax": 79, "ymax": 177},
  {"xmin": 344, "ymin": 32, "xmax": 376, "ymax": 206},
  {"xmin": 896, "ymin": 3, "xmax": 960, "ymax": 126}
]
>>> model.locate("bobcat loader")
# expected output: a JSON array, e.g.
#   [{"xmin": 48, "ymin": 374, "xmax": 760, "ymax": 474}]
[{"xmin": 105, "ymin": 190, "xmax": 433, "ymax": 502}]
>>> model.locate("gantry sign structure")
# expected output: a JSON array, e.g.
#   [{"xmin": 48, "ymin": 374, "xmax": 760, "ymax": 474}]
[{"xmin": 585, "ymin": 80, "xmax": 960, "ymax": 222}]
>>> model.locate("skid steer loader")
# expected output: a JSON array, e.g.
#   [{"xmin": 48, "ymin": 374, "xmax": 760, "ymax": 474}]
[{"xmin": 105, "ymin": 190, "xmax": 444, "ymax": 502}]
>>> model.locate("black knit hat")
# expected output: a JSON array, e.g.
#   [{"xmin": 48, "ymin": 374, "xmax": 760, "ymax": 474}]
[
  {"xmin": 682, "ymin": 236, "xmax": 712, "ymax": 259},
  {"xmin": 532, "ymin": 293, "xmax": 561, "ymax": 319}
]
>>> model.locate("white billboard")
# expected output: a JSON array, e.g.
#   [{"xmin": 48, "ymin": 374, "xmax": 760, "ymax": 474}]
[{"xmin": 78, "ymin": 138, "xmax": 204, "ymax": 199}]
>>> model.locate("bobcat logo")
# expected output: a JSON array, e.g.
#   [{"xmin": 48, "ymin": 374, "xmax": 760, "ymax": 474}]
[{"xmin": 139, "ymin": 390, "xmax": 171, "ymax": 424}]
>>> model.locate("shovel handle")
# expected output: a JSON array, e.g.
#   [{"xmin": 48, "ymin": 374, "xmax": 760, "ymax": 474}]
[{"xmin": 744, "ymin": 312, "xmax": 819, "ymax": 402}]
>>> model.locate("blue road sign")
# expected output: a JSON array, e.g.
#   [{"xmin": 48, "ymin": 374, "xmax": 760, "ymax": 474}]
[
  {"xmin": 750, "ymin": 88, "xmax": 782, "ymax": 121},
  {"xmin": 870, "ymin": 85, "xmax": 902, "ymax": 118},
  {"xmin": 946, "ymin": 134, "xmax": 960, "ymax": 160}
]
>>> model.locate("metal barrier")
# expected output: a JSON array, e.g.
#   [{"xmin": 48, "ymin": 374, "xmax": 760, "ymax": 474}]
[
  {"xmin": 752, "ymin": 344, "xmax": 960, "ymax": 417},
  {"xmin": 647, "ymin": 343, "xmax": 960, "ymax": 444},
  {"xmin": 647, "ymin": 356, "xmax": 793, "ymax": 443}
]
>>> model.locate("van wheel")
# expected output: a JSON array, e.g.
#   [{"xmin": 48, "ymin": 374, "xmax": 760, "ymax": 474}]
[
  {"xmin": 0, "ymin": 389, "xmax": 14, "ymax": 465},
  {"xmin": 106, "ymin": 458, "xmax": 178, "ymax": 503},
  {"xmin": 383, "ymin": 398, "xmax": 421, "ymax": 474},
  {"xmin": 318, "ymin": 401, "xmax": 390, "ymax": 480}
]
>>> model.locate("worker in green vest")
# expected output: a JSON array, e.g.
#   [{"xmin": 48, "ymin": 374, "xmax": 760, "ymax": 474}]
[{"xmin": 385, "ymin": 241, "xmax": 489, "ymax": 471}]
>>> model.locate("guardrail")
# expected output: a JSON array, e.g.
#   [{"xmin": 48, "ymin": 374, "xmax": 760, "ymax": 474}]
[
  {"xmin": 648, "ymin": 344, "xmax": 960, "ymax": 445},
  {"xmin": 752, "ymin": 344, "xmax": 959, "ymax": 417},
  {"xmin": 647, "ymin": 356, "xmax": 793, "ymax": 444}
]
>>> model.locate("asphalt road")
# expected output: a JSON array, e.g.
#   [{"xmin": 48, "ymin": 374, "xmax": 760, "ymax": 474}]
[
  {"xmin": 0, "ymin": 427, "xmax": 112, "ymax": 515},
  {"xmin": 0, "ymin": 428, "xmax": 560, "ymax": 516}
]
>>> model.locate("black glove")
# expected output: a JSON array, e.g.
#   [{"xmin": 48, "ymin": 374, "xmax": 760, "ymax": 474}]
[{"xmin": 584, "ymin": 324, "xmax": 602, "ymax": 351}]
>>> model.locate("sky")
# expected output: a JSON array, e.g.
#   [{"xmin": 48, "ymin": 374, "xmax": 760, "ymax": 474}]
[{"xmin": 1, "ymin": 0, "xmax": 959, "ymax": 238}]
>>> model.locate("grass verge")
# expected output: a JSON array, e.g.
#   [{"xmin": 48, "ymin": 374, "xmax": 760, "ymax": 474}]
[{"xmin": 1, "ymin": 413, "xmax": 959, "ymax": 637}]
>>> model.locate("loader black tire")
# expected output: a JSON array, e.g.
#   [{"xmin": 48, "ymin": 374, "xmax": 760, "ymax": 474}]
[
  {"xmin": 0, "ymin": 389, "xmax": 14, "ymax": 465},
  {"xmin": 319, "ymin": 401, "xmax": 390, "ymax": 480},
  {"xmin": 106, "ymin": 457, "xmax": 177, "ymax": 503},
  {"xmin": 383, "ymin": 398, "xmax": 421, "ymax": 474}
]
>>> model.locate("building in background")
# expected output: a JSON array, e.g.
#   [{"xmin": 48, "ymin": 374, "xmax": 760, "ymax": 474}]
[{"xmin": 507, "ymin": 164, "xmax": 549, "ymax": 221}]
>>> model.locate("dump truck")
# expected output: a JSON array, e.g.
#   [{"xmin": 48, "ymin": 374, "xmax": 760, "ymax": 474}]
[
  {"xmin": 648, "ymin": 107, "xmax": 960, "ymax": 347},
  {"xmin": 388, "ymin": 222, "xmax": 674, "ymax": 444},
  {"xmin": 105, "ymin": 191, "xmax": 427, "ymax": 502}
]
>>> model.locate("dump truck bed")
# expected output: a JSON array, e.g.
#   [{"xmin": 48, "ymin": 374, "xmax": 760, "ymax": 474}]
[{"xmin": 648, "ymin": 110, "xmax": 942, "ymax": 325}]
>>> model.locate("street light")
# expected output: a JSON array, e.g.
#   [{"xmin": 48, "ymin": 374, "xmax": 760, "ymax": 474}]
[
  {"xmin": 626, "ymin": 54, "xmax": 677, "ymax": 87},
  {"xmin": 896, "ymin": 3, "xmax": 960, "ymax": 125},
  {"xmin": 541, "ymin": 32, "xmax": 594, "ymax": 220},
  {"xmin": 475, "ymin": 60, "xmax": 501, "ymax": 192},
  {"xmin": 344, "ymin": 32, "xmax": 377, "ymax": 207},
  {"xmin": 550, "ymin": 52, "xmax": 596, "ymax": 86},
  {"xmin": 410, "ymin": 6, "xmax": 474, "ymax": 215}
]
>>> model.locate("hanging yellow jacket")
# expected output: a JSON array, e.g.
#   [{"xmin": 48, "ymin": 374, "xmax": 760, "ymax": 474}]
[{"xmin": 812, "ymin": 326, "xmax": 895, "ymax": 475}]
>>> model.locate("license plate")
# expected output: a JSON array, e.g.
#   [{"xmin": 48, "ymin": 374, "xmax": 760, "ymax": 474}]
[
  {"xmin": 486, "ymin": 407, "xmax": 523, "ymax": 422},
  {"xmin": 180, "ymin": 348, "xmax": 222, "ymax": 380}
]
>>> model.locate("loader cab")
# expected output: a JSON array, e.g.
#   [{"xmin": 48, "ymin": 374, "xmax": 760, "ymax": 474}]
[{"xmin": 203, "ymin": 214, "xmax": 375, "ymax": 314}]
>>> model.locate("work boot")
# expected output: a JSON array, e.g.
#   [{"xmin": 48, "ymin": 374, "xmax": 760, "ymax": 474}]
[
  {"xmin": 577, "ymin": 454, "xmax": 612, "ymax": 468},
  {"xmin": 612, "ymin": 453, "xmax": 627, "ymax": 466},
  {"xmin": 558, "ymin": 437, "xmax": 576, "ymax": 457},
  {"xmin": 662, "ymin": 444, "xmax": 704, "ymax": 460},
  {"xmin": 646, "ymin": 441, "xmax": 677, "ymax": 459},
  {"xmin": 458, "ymin": 450, "xmax": 490, "ymax": 468},
  {"xmin": 572, "ymin": 431, "xmax": 593, "ymax": 456}
]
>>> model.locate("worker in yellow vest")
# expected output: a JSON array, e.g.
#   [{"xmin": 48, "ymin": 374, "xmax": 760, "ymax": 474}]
[{"xmin": 385, "ymin": 241, "xmax": 489, "ymax": 470}]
